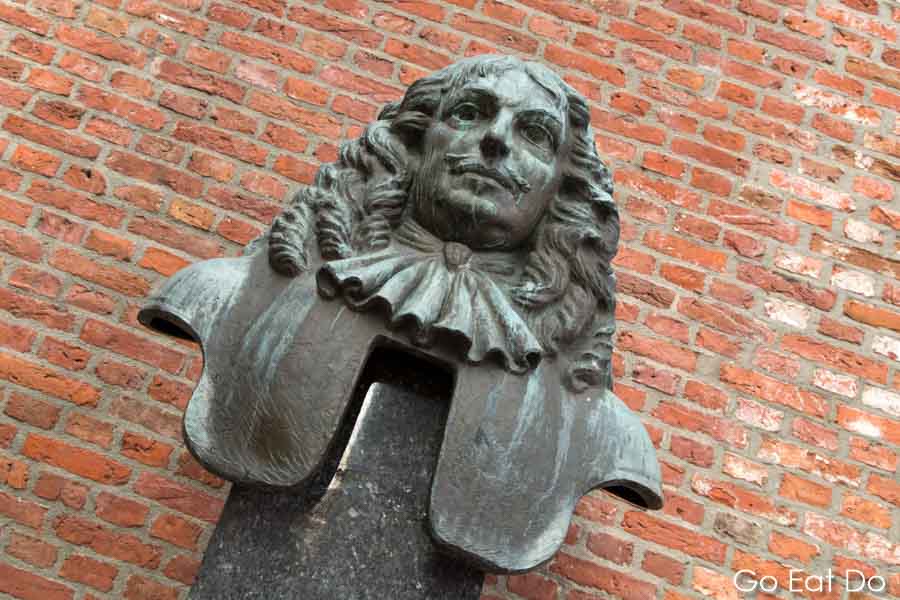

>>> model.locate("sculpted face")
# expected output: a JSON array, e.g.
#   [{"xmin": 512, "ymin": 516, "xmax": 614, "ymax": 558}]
[{"xmin": 409, "ymin": 69, "xmax": 567, "ymax": 250}]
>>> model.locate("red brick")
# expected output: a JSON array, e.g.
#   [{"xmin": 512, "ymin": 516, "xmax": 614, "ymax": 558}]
[
  {"xmin": 155, "ymin": 60, "xmax": 243, "ymax": 105},
  {"xmin": 633, "ymin": 363, "xmax": 680, "ymax": 394},
  {"xmin": 151, "ymin": 513, "xmax": 202, "ymax": 549},
  {"xmin": 84, "ymin": 229, "xmax": 135, "ymax": 261},
  {"xmin": 132, "ymin": 217, "xmax": 223, "ymax": 260},
  {"xmin": 644, "ymin": 314, "xmax": 690, "ymax": 343},
  {"xmin": 59, "ymin": 554, "xmax": 118, "ymax": 591},
  {"xmin": 10, "ymin": 34, "xmax": 57, "ymax": 64},
  {"xmin": 85, "ymin": 117, "xmax": 132, "ymax": 146},
  {"xmin": 720, "ymin": 363, "xmax": 828, "ymax": 417},
  {"xmin": 32, "ymin": 472, "xmax": 86, "ymax": 508},
  {"xmin": 552, "ymin": 553, "xmax": 655, "ymax": 600},
  {"xmin": 812, "ymin": 233, "xmax": 900, "ymax": 280},
  {"xmin": 717, "ymin": 80, "xmax": 756, "ymax": 108},
  {"xmin": 123, "ymin": 1, "xmax": 208, "ymax": 36},
  {"xmin": 786, "ymin": 199, "xmax": 832, "ymax": 228},
  {"xmin": 867, "ymin": 473, "xmax": 900, "ymax": 506},
  {"xmin": 643, "ymin": 231, "xmax": 728, "ymax": 271},
  {"xmin": 519, "ymin": 0, "xmax": 602, "ymax": 25},
  {"xmin": 681, "ymin": 24, "xmax": 720, "ymax": 52},
  {"xmin": 176, "ymin": 452, "xmax": 225, "ymax": 489},
  {"xmin": 618, "ymin": 331, "xmax": 697, "ymax": 372},
  {"xmin": 28, "ymin": 181, "xmax": 124, "ymax": 228},
  {"xmin": 0, "ymin": 562, "xmax": 74, "ymax": 600},
  {"xmin": 693, "ymin": 474, "xmax": 796, "ymax": 524},
  {"xmin": 802, "ymin": 513, "xmax": 896, "ymax": 564},
  {"xmin": 585, "ymin": 531, "xmax": 633, "ymax": 566},
  {"xmin": 779, "ymin": 472, "xmax": 831, "ymax": 507},
  {"xmin": 612, "ymin": 249, "xmax": 655, "ymax": 279},
  {"xmin": 707, "ymin": 281, "xmax": 752, "ymax": 311},
  {"xmin": 615, "ymin": 169, "xmax": 701, "ymax": 209},
  {"xmin": 673, "ymin": 137, "xmax": 751, "ymax": 175},
  {"xmin": 844, "ymin": 300, "xmax": 900, "ymax": 333},
  {"xmin": 849, "ymin": 437, "xmax": 897, "ymax": 472},
  {"xmin": 0, "ymin": 348, "xmax": 99, "ymax": 403},
  {"xmin": 782, "ymin": 334, "xmax": 888, "ymax": 383},
  {"xmin": 62, "ymin": 166, "xmax": 106, "ymax": 197},
  {"xmin": 206, "ymin": 2, "xmax": 250, "ymax": 26},
  {"xmin": 683, "ymin": 380, "xmax": 727, "ymax": 412},
  {"xmin": 610, "ymin": 21, "xmax": 691, "ymax": 62},
  {"xmin": 841, "ymin": 494, "xmax": 891, "ymax": 528},
  {"xmin": 249, "ymin": 90, "xmax": 342, "ymax": 138},
  {"xmin": 346, "ymin": 48, "xmax": 391, "ymax": 79},
  {"xmin": 5, "ymin": 391, "xmax": 60, "ymax": 429},
  {"xmin": 288, "ymin": 5, "xmax": 383, "ymax": 46},
  {"xmin": 662, "ymin": 491, "xmax": 704, "ymax": 525},
  {"xmin": 0, "ymin": 453, "xmax": 21, "ymax": 479},
  {"xmin": 6, "ymin": 531, "xmax": 58, "ymax": 568},
  {"xmin": 792, "ymin": 417, "xmax": 839, "ymax": 451},
  {"xmin": 23, "ymin": 433, "xmax": 130, "ymax": 484},
  {"xmin": 120, "ymin": 431, "xmax": 172, "ymax": 468},
  {"xmin": 837, "ymin": 405, "xmax": 900, "ymax": 445},
  {"xmin": 659, "ymin": 264, "xmax": 705, "ymax": 291},
  {"xmin": 678, "ymin": 297, "xmax": 772, "ymax": 342},
  {"xmin": 670, "ymin": 435, "xmax": 714, "ymax": 467},
  {"xmin": 134, "ymin": 472, "xmax": 224, "ymax": 523},
  {"xmin": 96, "ymin": 491, "xmax": 149, "ymax": 528},
  {"xmin": 50, "ymin": 248, "xmax": 149, "ymax": 297},
  {"xmin": 737, "ymin": 263, "xmax": 835, "ymax": 310},
  {"xmin": 653, "ymin": 401, "xmax": 748, "ymax": 447},
  {"xmin": 163, "ymin": 553, "xmax": 201, "ymax": 585},
  {"xmin": 622, "ymin": 511, "xmax": 727, "ymax": 563},
  {"xmin": 769, "ymin": 531, "xmax": 819, "ymax": 564},
  {"xmin": 63, "ymin": 285, "xmax": 114, "ymax": 316},
  {"xmin": 123, "ymin": 575, "xmax": 178, "ymax": 600},
  {"xmin": 642, "ymin": 79, "xmax": 728, "ymax": 120},
  {"xmin": 0, "ymin": 490, "xmax": 47, "ymax": 529},
  {"xmin": 81, "ymin": 319, "xmax": 185, "ymax": 373},
  {"xmin": 641, "ymin": 551, "xmax": 684, "ymax": 584},
  {"xmin": 758, "ymin": 437, "xmax": 861, "ymax": 487},
  {"xmin": 54, "ymin": 514, "xmax": 162, "ymax": 568}
]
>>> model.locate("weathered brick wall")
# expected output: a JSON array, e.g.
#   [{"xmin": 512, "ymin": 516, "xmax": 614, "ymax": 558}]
[{"xmin": 0, "ymin": 0, "xmax": 897, "ymax": 598}]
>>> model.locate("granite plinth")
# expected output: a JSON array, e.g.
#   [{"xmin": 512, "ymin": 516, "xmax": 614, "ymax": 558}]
[{"xmin": 188, "ymin": 349, "xmax": 484, "ymax": 600}]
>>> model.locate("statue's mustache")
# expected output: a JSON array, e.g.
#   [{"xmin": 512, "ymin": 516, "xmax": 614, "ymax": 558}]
[{"xmin": 445, "ymin": 154, "xmax": 531, "ymax": 196}]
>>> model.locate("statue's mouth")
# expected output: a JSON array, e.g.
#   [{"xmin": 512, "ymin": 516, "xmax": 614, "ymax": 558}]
[{"xmin": 445, "ymin": 155, "xmax": 531, "ymax": 200}]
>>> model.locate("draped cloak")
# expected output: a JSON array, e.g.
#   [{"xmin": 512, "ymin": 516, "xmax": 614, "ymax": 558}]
[{"xmin": 138, "ymin": 223, "xmax": 662, "ymax": 573}]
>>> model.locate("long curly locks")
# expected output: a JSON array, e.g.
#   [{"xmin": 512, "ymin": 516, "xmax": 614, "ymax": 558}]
[{"xmin": 267, "ymin": 56, "xmax": 620, "ymax": 390}]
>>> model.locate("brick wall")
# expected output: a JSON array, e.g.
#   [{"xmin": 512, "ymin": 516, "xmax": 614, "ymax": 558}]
[{"xmin": 0, "ymin": 0, "xmax": 897, "ymax": 598}]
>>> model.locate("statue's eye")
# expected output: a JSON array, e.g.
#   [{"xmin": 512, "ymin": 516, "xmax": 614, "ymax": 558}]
[
  {"xmin": 451, "ymin": 103, "xmax": 480, "ymax": 122},
  {"xmin": 522, "ymin": 123, "xmax": 552, "ymax": 149}
]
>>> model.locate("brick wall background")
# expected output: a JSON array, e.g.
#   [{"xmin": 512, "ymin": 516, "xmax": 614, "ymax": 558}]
[{"xmin": 0, "ymin": 0, "xmax": 897, "ymax": 598}]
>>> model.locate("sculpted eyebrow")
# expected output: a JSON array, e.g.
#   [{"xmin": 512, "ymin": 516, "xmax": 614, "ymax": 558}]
[
  {"xmin": 447, "ymin": 86, "xmax": 497, "ymax": 108},
  {"xmin": 522, "ymin": 109, "xmax": 562, "ymax": 130}
]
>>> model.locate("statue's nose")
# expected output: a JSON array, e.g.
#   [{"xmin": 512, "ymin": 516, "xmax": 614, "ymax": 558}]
[
  {"xmin": 480, "ymin": 132, "xmax": 509, "ymax": 160},
  {"xmin": 480, "ymin": 116, "xmax": 511, "ymax": 160}
]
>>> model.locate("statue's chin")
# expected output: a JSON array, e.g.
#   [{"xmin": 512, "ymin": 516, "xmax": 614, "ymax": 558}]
[{"xmin": 411, "ymin": 188, "xmax": 515, "ymax": 249}]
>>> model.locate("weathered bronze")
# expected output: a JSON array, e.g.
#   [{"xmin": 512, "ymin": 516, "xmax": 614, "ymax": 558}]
[{"xmin": 139, "ymin": 55, "xmax": 662, "ymax": 575}]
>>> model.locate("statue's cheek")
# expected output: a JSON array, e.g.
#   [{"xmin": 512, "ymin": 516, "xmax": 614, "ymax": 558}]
[{"xmin": 426, "ymin": 121, "xmax": 462, "ymax": 147}]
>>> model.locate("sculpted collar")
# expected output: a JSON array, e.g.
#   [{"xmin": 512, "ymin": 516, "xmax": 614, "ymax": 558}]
[{"xmin": 316, "ymin": 218, "xmax": 543, "ymax": 374}]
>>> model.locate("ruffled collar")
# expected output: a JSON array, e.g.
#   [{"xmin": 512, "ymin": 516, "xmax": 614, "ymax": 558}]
[{"xmin": 316, "ymin": 219, "xmax": 543, "ymax": 374}]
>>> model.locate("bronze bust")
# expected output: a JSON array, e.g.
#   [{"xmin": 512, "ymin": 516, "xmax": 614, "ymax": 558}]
[{"xmin": 139, "ymin": 55, "xmax": 662, "ymax": 574}]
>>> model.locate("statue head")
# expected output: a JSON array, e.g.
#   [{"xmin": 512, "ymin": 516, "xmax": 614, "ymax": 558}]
[
  {"xmin": 268, "ymin": 55, "xmax": 619, "ymax": 386},
  {"xmin": 408, "ymin": 65, "xmax": 567, "ymax": 250}
]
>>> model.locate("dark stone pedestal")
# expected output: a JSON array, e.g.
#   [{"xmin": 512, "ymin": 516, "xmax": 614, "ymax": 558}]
[{"xmin": 188, "ymin": 349, "xmax": 485, "ymax": 600}]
